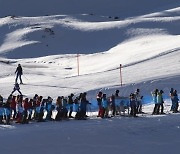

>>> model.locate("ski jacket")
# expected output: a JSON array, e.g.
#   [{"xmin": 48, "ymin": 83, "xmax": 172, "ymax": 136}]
[
  {"xmin": 62, "ymin": 99, "xmax": 68, "ymax": 110},
  {"xmin": 169, "ymin": 89, "xmax": 174, "ymax": 99},
  {"xmin": 80, "ymin": 98, "xmax": 89, "ymax": 111},
  {"xmin": 68, "ymin": 96, "xmax": 74, "ymax": 105},
  {"xmin": 36, "ymin": 100, "xmax": 41, "ymax": 107},
  {"xmin": 110, "ymin": 96, "xmax": 115, "ymax": 106},
  {"xmin": 23, "ymin": 100, "xmax": 29, "ymax": 111},
  {"xmin": 3, "ymin": 101, "xmax": 11, "ymax": 109},
  {"xmin": 130, "ymin": 98, "xmax": 136, "ymax": 107},
  {"xmin": 0, "ymin": 107, "xmax": 4, "ymax": 116},
  {"xmin": 74, "ymin": 104, "xmax": 79, "ymax": 112},
  {"xmin": 115, "ymin": 97, "xmax": 120, "ymax": 106},
  {"xmin": 102, "ymin": 98, "xmax": 108, "ymax": 108},
  {"xmin": 56, "ymin": 98, "xmax": 62, "ymax": 109},
  {"xmin": 10, "ymin": 99, "xmax": 16, "ymax": 109},
  {"xmin": 16, "ymin": 103, "xmax": 24, "ymax": 113},
  {"xmin": 46, "ymin": 101, "xmax": 52, "ymax": 112},
  {"xmin": 14, "ymin": 83, "xmax": 20, "ymax": 90},
  {"xmin": 73, "ymin": 98, "xmax": 79, "ymax": 111},
  {"xmin": 0, "ymin": 102, "xmax": 4, "ymax": 116},
  {"xmin": 157, "ymin": 92, "xmax": 163, "ymax": 104},
  {"xmin": 15, "ymin": 66, "xmax": 23, "ymax": 75},
  {"xmin": 151, "ymin": 92, "xmax": 158, "ymax": 104},
  {"xmin": 96, "ymin": 94, "xmax": 102, "ymax": 106},
  {"xmin": 135, "ymin": 92, "xmax": 142, "ymax": 102},
  {"xmin": 4, "ymin": 108, "xmax": 11, "ymax": 116},
  {"xmin": 172, "ymin": 94, "xmax": 179, "ymax": 103},
  {"xmin": 28, "ymin": 101, "xmax": 33, "ymax": 109}
]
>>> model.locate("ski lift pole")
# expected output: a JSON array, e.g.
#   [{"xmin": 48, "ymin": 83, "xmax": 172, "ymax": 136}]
[
  {"xmin": 120, "ymin": 64, "xmax": 123, "ymax": 86},
  {"xmin": 77, "ymin": 53, "xmax": 80, "ymax": 76}
]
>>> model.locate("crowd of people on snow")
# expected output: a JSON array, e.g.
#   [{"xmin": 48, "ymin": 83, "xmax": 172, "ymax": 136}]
[
  {"xmin": 151, "ymin": 88, "xmax": 179, "ymax": 115},
  {"xmin": 0, "ymin": 92, "xmax": 92, "ymax": 125},
  {"xmin": 0, "ymin": 87, "xmax": 179, "ymax": 125},
  {"xmin": 0, "ymin": 64, "xmax": 179, "ymax": 125}
]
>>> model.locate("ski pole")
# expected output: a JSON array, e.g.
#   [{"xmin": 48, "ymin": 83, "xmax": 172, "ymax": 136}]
[{"xmin": 23, "ymin": 74, "xmax": 28, "ymax": 80}]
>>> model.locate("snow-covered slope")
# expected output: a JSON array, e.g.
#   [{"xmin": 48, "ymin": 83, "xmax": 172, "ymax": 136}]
[
  {"xmin": 0, "ymin": 0, "xmax": 180, "ymax": 58},
  {"xmin": 0, "ymin": 1, "xmax": 180, "ymax": 98},
  {"xmin": 0, "ymin": 1, "xmax": 180, "ymax": 154}
]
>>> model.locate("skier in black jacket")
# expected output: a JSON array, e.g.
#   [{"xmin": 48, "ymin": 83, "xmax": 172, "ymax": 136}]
[{"xmin": 15, "ymin": 64, "xmax": 23, "ymax": 84}]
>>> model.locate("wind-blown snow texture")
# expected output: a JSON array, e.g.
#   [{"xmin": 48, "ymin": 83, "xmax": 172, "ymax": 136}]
[{"xmin": 0, "ymin": 0, "xmax": 180, "ymax": 154}]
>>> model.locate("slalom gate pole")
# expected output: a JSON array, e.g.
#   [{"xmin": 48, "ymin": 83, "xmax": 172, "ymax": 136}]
[
  {"xmin": 77, "ymin": 53, "xmax": 80, "ymax": 76},
  {"xmin": 120, "ymin": 64, "xmax": 123, "ymax": 86}
]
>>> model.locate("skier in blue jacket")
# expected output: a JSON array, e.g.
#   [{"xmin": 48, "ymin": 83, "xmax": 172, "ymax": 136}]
[
  {"xmin": 152, "ymin": 89, "xmax": 159, "ymax": 115},
  {"xmin": 102, "ymin": 93, "xmax": 109, "ymax": 118}
]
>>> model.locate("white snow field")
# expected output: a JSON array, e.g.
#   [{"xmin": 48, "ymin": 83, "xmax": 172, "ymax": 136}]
[{"xmin": 0, "ymin": 0, "xmax": 180, "ymax": 154}]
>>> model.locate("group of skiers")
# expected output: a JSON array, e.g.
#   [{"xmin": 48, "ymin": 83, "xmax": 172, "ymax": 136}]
[
  {"xmin": 96, "ymin": 88, "xmax": 179, "ymax": 118},
  {"xmin": 169, "ymin": 88, "xmax": 179, "ymax": 113},
  {"xmin": 0, "ymin": 87, "xmax": 179, "ymax": 125},
  {"xmin": 151, "ymin": 88, "xmax": 179, "ymax": 115},
  {"xmin": 0, "ymin": 64, "xmax": 179, "ymax": 125},
  {"xmin": 152, "ymin": 89, "xmax": 165, "ymax": 115},
  {"xmin": 96, "ymin": 89, "xmax": 143, "ymax": 118},
  {"xmin": 0, "ymin": 92, "xmax": 92, "ymax": 124}
]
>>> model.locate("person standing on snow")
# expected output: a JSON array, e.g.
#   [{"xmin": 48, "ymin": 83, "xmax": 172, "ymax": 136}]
[
  {"xmin": 171, "ymin": 90, "xmax": 179, "ymax": 113},
  {"xmin": 15, "ymin": 64, "xmax": 23, "ymax": 84},
  {"xmin": 158, "ymin": 90, "xmax": 165, "ymax": 114},
  {"xmin": 45, "ymin": 96, "xmax": 54, "ymax": 121},
  {"xmin": 101, "ymin": 93, "xmax": 110, "ymax": 118},
  {"xmin": 129, "ymin": 93, "xmax": 137, "ymax": 117},
  {"xmin": 156, "ymin": 90, "xmax": 165, "ymax": 114},
  {"xmin": 68, "ymin": 93, "xmax": 74, "ymax": 118},
  {"xmin": 152, "ymin": 89, "xmax": 159, "ymax": 115},
  {"xmin": 169, "ymin": 88, "xmax": 174, "ymax": 111},
  {"xmin": 96, "ymin": 91, "xmax": 103, "ymax": 117},
  {"xmin": 134, "ymin": 89, "xmax": 143, "ymax": 114},
  {"xmin": 114, "ymin": 90, "xmax": 120, "ymax": 115},
  {"xmin": 79, "ymin": 92, "xmax": 90, "ymax": 119},
  {"xmin": 3, "ymin": 96, "xmax": 12, "ymax": 125},
  {"xmin": 109, "ymin": 94, "xmax": 116, "ymax": 117}
]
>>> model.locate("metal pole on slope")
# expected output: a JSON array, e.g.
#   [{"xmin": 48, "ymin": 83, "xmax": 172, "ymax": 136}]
[
  {"xmin": 77, "ymin": 53, "xmax": 80, "ymax": 76},
  {"xmin": 120, "ymin": 64, "xmax": 123, "ymax": 86}
]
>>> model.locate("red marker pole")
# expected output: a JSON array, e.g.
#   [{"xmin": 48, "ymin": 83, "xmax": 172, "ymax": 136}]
[
  {"xmin": 77, "ymin": 53, "xmax": 80, "ymax": 76},
  {"xmin": 120, "ymin": 64, "xmax": 122, "ymax": 86}
]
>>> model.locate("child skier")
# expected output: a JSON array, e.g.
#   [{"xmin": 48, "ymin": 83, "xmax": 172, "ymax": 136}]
[{"xmin": 11, "ymin": 83, "xmax": 22, "ymax": 95}]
